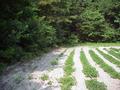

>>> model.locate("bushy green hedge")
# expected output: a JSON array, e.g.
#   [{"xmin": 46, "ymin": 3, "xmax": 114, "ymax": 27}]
[
  {"xmin": 0, "ymin": 0, "xmax": 56, "ymax": 64},
  {"xmin": 0, "ymin": 0, "xmax": 120, "ymax": 65}
]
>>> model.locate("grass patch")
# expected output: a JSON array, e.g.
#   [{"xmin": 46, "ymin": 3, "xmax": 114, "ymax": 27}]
[
  {"xmin": 79, "ymin": 42, "xmax": 120, "ymax": 47},
  {"xmin": 28, "ymin": 75, "xmax": 33, "ymax": 80},
  {"xmin": 60, "ymin": 50, "xmax": 75, "ymax": 90},
  {"xmin": 89, "ymin": 50, "xmax": 120, "ymax": 79},
  {"xmin": 64, "ymin": 51, "xmax": 75, "ymax": 75},
  {"xmin": 96, "ymin": 49, "xmax": 120, "ymax": 67},
  {"xmin": 60, "ymin": 76, "xmax": 75, "ymax": 90},
  {"xmin": 0, "ymin": 63, "xmax": 6, "ymax": 73},
  {"xmin": 105, "ymin": 48, "xmax": 120, "ymax": 60},
  {"xmin": 41, "ymin": 74, "xmax": 49, "ymax": 81},
  {"xmin": 80, "ymin": 51, "xmax": 98, "ymax": 78},
  {"xmin": 48, "ymin": 80, "xmax": 52, "ymax": 85},
  {"xmin": 86, "ymin": 79, "xmax": 107, "ymax": 90},
  {"xmin": 14, "ymin": 75, "xmax": 24, "ymax": 84},
  {"xmin": 51, "ymin": 59, "xmax": 58, "ymax": 65}
]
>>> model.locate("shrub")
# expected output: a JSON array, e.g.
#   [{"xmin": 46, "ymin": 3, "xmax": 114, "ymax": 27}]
[
  {"xmin": 0, "ymin": 63, "xmax": 6, "ymax": 73},
  {"xmin": 41, "ymin": 74, "xmax": 49, "ymax": 81},
  {"xmin": 67, "ymin": 34, "xmax": 79, "ymax": 45},
  {"xmin": 51, "ymin": 59, "xmax": 58, "ymax": 65}
]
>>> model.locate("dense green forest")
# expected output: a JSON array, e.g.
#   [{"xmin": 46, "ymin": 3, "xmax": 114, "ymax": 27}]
[{"xmin": 0, "ymin": 0, "xmax": 120, "ymax": 65}]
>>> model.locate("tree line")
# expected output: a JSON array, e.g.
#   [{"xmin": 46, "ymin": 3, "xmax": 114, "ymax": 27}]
[{"xmin": 0, "ymin": 0, "xmax": 120, "ymax": 65}]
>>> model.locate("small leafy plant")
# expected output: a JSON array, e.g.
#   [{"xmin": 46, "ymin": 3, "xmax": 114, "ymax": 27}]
[
  {"xmin": 41, "ymin": 74, "xmax": 49, "ymax": 81},
  {"xmin": 14, "ymin": 75, "xmax": 23, "ymax": 84},
  {"xmin": 86, "ymin": 79, "xmax": 107, "ymax": 90},
  {"xmin": 28, "ymin": 75, "xmax": 33, "ymax": 80},
  {"xmin": 51, "ymin": 59, "xmax": 58, "ymax": 65}
]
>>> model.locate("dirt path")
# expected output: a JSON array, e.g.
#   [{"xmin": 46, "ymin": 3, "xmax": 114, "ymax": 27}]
[{"xmin": 72, "ymin": 47, "xmax": 87, "ymax": 90}]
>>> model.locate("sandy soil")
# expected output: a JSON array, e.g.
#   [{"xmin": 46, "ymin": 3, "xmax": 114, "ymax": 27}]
[{"xmin": 72, "ymin": 47, "xmax": 87, "ymax": 90}]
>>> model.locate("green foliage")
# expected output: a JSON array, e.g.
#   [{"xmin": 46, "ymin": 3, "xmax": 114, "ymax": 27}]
[
  {"xmin": 38, "ymin": 0, "xmax": 120, "ymax": 43},
  {"xmin": 77, "ymin": 9, "xmax": 109, "ymax": 41},
  {"xmin": 0, "ymin": 0, "xmax": 120, "ymax": 65},
  {"xmin": 0, "ymin": 0, "xmax": 56, "ymax": 64},
  {"xmin": 0, "ymin": 47, "xmax": 24, "ymax": 63},
  {"xmin": 85, "ymin": 79, "xmax": 107, "ymax": 90},
  {"xmin": 67, "ymin": 34, "xmax": 79, "ymax": 45},
  {"xmin": 21, "ymin": 17, "xmax": 56, "ymax": 51},
  {"xmin": 80, "ymin": 42, "xmax": 120, "ymax": 47},
  {"xmin": 80, "ymin": 51, "xmax": 98, "ymax": 78},
  {"xmin": 0, "ymin": 63, "xmax": 6, "ymax": 73},
  {"xmin": 102, "ymin": 26, "xmax": 116, "ymax": 41},
  {"xmin": 60, "ymin": 50, "xmax": 75, "ymax": 90},
  {"xmin": 64, "ymin": 51, "xmax": 74, "ymax": 75},
  {"xmin": 14, "ymin": 75, "xmax": 24, "ymax": 84},
  {"xmin": 48, "ymin": 80, "xmax": 52, "ymax": 85},
  {"xmin": 60, "ymin": 76, "xmax": 75, "ymax": 90},
  {"xmin": 40, "ymin": 74, "xmax": 49, "ymax": 81},
  {"xmin": 28, "ymin": 75, "xmax": 33, "ymax": 80},
  {"xmin": 51, "ymin": 59, "xmax": 58, "ymax": 65}
]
